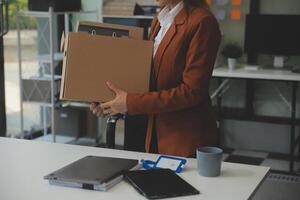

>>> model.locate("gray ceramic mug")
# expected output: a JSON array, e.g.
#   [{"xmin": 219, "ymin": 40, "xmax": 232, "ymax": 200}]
[{"xmin": 196, "ymin": 147, "xmax": 223, "ymax": 177}]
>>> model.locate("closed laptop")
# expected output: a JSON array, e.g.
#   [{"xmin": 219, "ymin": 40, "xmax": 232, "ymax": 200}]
[{"xmin": 44, "ymin": 156, "xmax": 139, "ymax": 191}]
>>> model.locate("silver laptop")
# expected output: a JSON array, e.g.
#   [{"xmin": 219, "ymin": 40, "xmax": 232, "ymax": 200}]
[{"xmin": 44, "ymin": 156, "xmax": 140, "ymax": 191}]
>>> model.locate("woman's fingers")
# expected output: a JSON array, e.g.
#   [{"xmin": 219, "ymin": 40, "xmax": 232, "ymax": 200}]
[
  {"xmin": 90, "ymin": 81, "xmax": 127, "ymax": 116},
  {"xmin": 91, "ymin": 99, "xmax": 122, "ymax": 117},
  {"xmin": 90, "ymin": 102, "xmax": 115, "ymax": 117},
  {"xmin": 96, "ymin": 108, "xmax": 104, "ymax": 117},
  {"xmin": 92, "ymin": 104, "xmax": 102, "ymax": 116},
  {"xmin": 109, "ymin": 111, "xmax": 118, "ymax": 116},
  {"xmin": 101, "ymin": 101, "xmax": 113, "ymax": 110},
  {"xmin": 103, "ymin": 107, "xmax": 112, "ymax": 115},
  {"xmin": 106, "ymin": 81, "xmax": 121, "ymax": 95},
  {"xmin": 90, "ymin": 102, "xmax": 99, "ymax": 111},
  {"xmin": 92, "ymin": 105, "xmax": 98, "ymax": 115},
  {"xmin": 90, "ymin": 103, "xmax": 95, "ymax": 111},
  {"xmin": 92, "ymin": 104, "xmax": 117, "ymax": 117}
]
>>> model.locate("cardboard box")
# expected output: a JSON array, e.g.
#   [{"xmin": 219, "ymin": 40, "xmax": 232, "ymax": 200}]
[{"xmin": 60, "ymin": 22, "xmax": 153, "ymax": 102}]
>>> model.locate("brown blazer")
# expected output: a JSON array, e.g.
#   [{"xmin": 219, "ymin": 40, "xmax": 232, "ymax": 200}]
[{"xmin": 127, "ymin": 4, "xmax": 221, "ymax": 157}]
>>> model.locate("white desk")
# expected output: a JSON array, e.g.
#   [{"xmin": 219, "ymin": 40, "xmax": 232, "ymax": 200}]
[
  {"xmin": 0, "ymin": 138, "xmax": 269, "ymax": 200},
  {"xmin": 213, "ymin": 66, "xmax": 300, "ymax": 81}
]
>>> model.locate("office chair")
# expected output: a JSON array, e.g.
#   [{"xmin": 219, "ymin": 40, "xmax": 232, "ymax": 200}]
[{"xmin": 105, "ymin": 114, "xmax": 148, "ymax": 152}]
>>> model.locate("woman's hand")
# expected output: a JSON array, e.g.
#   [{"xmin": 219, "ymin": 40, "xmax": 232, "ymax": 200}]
[
  {"xmin": 90, "ymin": 102, "xmax": 104, "ymax": 117},
  {"xmin": 100, "ymin": 81, "xmax": 128, "ymax": 116}
]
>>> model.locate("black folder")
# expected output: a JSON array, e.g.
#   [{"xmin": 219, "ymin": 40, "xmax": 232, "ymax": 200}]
[
  {"xmin": 124, "ymin": 169, "xmax": 200, "ymax": 199},
  {"xmin": 78, "ymin": 24, "xmax": 129, "ymax": 38}
]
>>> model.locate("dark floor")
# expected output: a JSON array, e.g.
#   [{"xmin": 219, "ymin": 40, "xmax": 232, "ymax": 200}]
[
  {"xmin": 222, "ymin": 148, "xmax": 300, "ymax": 200},
  {"xmin": 223, "ymin": 148, "xmax": 300, "ymax": 173}
]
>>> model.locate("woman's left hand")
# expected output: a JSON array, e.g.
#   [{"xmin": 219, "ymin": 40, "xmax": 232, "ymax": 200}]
[{"xmin": 101, "ymin": 81, "xmax": 128, "ymax": 116}]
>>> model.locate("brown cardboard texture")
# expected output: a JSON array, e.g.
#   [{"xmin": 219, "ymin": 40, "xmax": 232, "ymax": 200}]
[{"xmin": 60, "ymin": 32, "xmax": 153, "ymax": 102}]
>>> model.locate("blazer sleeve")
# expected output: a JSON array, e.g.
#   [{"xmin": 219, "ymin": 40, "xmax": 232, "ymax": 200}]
[{"xmin": 127, "ymin": 16, "xmax": 221, "ymax": 115}]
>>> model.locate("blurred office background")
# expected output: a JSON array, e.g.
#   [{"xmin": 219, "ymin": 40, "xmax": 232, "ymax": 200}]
[{"xmin": 1, "ymin": 1, "xmax": 300, "ymax": 199}]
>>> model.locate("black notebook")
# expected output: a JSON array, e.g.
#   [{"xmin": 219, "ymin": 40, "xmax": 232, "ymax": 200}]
[{"xmin": 124, "ymin": 169, "xmax": 200, "ymax": 199}]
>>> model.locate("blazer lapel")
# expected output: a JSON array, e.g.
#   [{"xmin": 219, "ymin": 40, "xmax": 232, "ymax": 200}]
[
  {"xmin": 153, "ymin": 8, "xmax": 188, "ymax": 81},
  {"xmin": 149, "ymin": 17, "xmax": 160, "ymax": 41}
]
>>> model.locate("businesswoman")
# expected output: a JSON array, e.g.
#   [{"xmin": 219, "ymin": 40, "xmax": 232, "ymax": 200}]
[{"xmin": 91, "ymin": 0, "xmax": 221, "ymax": 157}]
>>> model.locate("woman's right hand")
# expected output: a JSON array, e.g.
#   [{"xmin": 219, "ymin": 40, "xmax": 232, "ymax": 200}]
[{"xmin": 90, "ymin": 102, "xmax": 104, "ymax": 117}]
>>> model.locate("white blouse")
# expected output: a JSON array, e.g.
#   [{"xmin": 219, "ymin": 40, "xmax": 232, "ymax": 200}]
[{"xmin": 153, "ymin": 1, "xmax": 184, "ymax": 57}]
